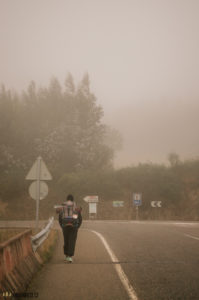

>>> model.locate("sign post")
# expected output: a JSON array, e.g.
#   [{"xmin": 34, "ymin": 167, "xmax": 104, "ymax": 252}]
[
  {"xmin": 36, "ymin": 156, "xmax": 41, "ymax": 230},
  {"xmin": 83, "ymin": 195, "xmax": 98, "ymax": 219},
  {"xmin": 26, "ymin": 156, "xmax": 52, "ymax": 229},
  {"xmin": 83, "ymin": 195, "xmax": 99, "ymax": 203},
  {"xmin": 113, "ymin": 201, "xmax": 124, "ymax": 207},
  {"xmin": 133, "ymin": 193, "xmax": 142, "ymax": 220},
  {"xmin": 151, "ymin": 201, "xmax": 162, "ymax": 220},
  {"xmin": 89, "ymin": 203, "xmax": 97, "ymax": 214},
  {"xmin": 151, "ymin": 201, "xmax": 162, "ymax": 208}
]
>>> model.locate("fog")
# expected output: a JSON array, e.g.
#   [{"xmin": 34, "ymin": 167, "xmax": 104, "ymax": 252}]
[{"xmin": 1, "ymin": 0, "xmax": 199, "ymax": 167}]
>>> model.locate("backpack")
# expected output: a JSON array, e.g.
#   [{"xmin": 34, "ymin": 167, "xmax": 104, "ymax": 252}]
[{"xmin": 61, "ymin": 200, "xmax": 79, "ymax": 228}]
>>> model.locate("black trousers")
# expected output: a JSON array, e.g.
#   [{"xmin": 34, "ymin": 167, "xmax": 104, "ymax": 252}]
[{"xmin": 62, "ymin": 226, "xmax": 78, "ymax": 257}]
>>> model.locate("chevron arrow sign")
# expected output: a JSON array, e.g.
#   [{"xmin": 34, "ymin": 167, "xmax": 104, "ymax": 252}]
[{"xmin": 151, "ymin": 201, "xmax": 162, "ymax": 208}]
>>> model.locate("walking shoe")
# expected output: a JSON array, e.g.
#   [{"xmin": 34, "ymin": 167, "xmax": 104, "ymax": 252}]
[
  {"xmin": 64, "ymin": 256, "xmax": 73, "ymax": 263},
  {"xmin": 68, "ymin": 257, "xmax": 73, "ymax": 263},
  {"xmin": 64, "ymin": 256, "xmax": 70, "ymax": 262}
]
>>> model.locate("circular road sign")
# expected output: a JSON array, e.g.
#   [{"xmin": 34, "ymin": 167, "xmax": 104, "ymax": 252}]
[{"xmin": 29, "ymin": 181, "xmax": 48, "ymax": 200}]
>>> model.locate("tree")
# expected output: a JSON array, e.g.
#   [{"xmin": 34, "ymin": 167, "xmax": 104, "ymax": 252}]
[
  {"xmin": 24, "ymin": 73, "xmax": 114, "ymax": 174},
  {"xmin": 64, "ymin": 73, "xmax": 75, "ymax": 95},
  {"xmin": 168, "ymin": 152, "xmax": 181, "ymax": 167},
  {"xmin": 103, "ymin": 126, "xmax": 123, "ymax": 152},
  {"xmin": 0, "ymin": 73, "xmax": 116, "ymax": 206}
]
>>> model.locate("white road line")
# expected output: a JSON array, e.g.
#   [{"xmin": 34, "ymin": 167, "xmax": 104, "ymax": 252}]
[
  {"xmin": 184, "ymin": 233, "xmax": 199, "ymax": 241},
  {"xmin": 90, "ymin": 230, "xmax": 138, "ymax": 300},
  {"xmin": 175, "ymin": 223, "xmax": 198, "ymax": 227}
]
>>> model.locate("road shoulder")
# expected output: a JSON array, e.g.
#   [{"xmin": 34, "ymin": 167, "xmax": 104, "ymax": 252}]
[{"xmin": 26, "ymin": 228, "xmax": 129, "ymax": 300}]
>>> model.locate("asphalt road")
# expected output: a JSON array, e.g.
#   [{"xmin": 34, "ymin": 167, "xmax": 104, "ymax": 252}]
[
  {"xmin": 82, "ymin": 221, "xmax": 199, "ymax": 300},
  {"xmin": 2, "ymin": 220, "xmax": 199, "ymax": 299}
]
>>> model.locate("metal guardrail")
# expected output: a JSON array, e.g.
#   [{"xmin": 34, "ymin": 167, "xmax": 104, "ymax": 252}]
[
  {"xmin": 31, "ymin": 217, "xmax": 54, "ymax": 252},
  {"xmin": 0, "ymin": 229, "xmax": 41, "ymax": 292}
]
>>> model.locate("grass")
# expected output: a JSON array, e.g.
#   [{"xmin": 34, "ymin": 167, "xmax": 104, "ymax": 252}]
[{"xmin": 37, "ymin": 229, "xmax": 58, "ymax": 263}]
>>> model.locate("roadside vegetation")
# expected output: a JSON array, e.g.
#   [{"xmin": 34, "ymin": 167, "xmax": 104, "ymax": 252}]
[
  {"xmin": 37, "ymin": 229, "xmax": 58, "ymax": 263},
  {"xmin": 0, "ymin": 75, "xmax": 199, "ymax": 220}
]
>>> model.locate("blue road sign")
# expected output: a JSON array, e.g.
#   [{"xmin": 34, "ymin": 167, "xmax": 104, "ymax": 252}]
[{"xmin": 133, "ymin": 193, "xmax": 142, "ymax": 206}]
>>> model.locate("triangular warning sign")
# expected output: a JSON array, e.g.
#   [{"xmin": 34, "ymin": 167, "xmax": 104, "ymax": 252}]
[{"xmin": 26, "ymin": 157, "xmax": 52, "ymax": 180}]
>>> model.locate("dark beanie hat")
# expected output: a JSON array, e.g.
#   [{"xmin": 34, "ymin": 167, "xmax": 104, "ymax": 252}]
[{"xmin": 67, "ymin": 194, "xmax": 74, "ymax": 201}]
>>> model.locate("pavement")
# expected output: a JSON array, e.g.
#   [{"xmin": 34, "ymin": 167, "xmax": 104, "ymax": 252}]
[
  {"xmin": 3, "ymin": 220, "xmax": 199, "ymax": 299},
  {"xmin": 26, "ymin": 228, "xmax": 129, "ymax": 300}
]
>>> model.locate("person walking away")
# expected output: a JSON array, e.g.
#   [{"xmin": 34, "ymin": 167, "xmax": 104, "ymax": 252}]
[{"xmin": 57, "ymin": 194, "xmax": 82, "ymax": 263}]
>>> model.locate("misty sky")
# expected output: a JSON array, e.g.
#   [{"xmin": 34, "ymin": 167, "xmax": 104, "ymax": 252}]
[{"xmin": 1, "ymin": 0, "xmax": 199, "ymax": 167}]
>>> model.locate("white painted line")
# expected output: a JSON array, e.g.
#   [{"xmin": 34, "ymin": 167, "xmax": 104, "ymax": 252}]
[
  {"xmin": 184, "ymin": 233, "xmax": 199, "ymax": 241},
  {"xmin": 175, "ymin": 223, "xmax": 199, "ymax": 227},
  {"xmin": 90, "ymin": 230, "xmax": 138, "ymax": 300}
]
